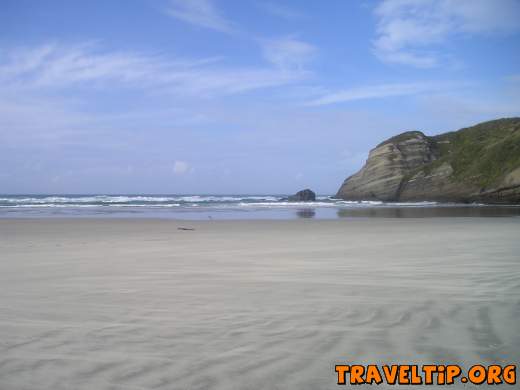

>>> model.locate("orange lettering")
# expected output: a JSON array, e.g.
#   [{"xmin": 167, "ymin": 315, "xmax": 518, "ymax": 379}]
[
  {"xmin": 335, "ymin": 365, "xmax": 349, "ymax": 385},
  {"xmin": 410, "ymin": 365, "xmax": 422, "ymax": 384},
  {"xmin": 487, "ymin": 365, "xmax": 502, "ymax": 384},
  {"xmin": 437, "ymin": 365, "xmax": 445, "ymax": 385},
  {"xmin": 503, "ymin": 365, "xmax": 516, "ymax": 385},
  {"xmin": 350, "ymin": 365, "xmax": 365, "ymax": 384},
  {"xmin": 468, "ymin": 365, "xmax": 486, "ymax": 385},
  {"xmin": 422, "ymin": 365, "xmax": 437, "ymax": 385},
  {"xmin": 446, "ymin": 365, "xmax": 461, "ymax": 384},
  {"xmin": 383, "ymin": 365, "xmax": 398, "ymax": 385},
  {"xmin": 365, "ymin": 365, "xmax": 383, "ymax": 385},
  {"xmin": 399, "ymin": 365, "xmax": 410, "ymax": 384}
]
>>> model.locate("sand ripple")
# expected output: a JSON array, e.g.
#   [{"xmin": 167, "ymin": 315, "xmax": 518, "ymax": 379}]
[{"xmin": 1, "ymin": 218, "xmax": 519, "ymax": 389}]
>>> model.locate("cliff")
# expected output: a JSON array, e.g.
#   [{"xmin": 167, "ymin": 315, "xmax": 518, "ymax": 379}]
[{"xmin": 335, "ymin": 118, "xmax": 520, "ymax": 203}]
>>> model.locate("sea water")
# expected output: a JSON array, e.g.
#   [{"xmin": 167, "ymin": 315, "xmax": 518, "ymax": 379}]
[{"xmin": 0, "ymin": 194, "xmax": 519, "ymax": 219}]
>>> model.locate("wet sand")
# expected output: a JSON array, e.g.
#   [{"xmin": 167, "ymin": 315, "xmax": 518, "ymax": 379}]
[{"xmin": 0, "ymin": 218, "xmax": 519, "ymax": 389}]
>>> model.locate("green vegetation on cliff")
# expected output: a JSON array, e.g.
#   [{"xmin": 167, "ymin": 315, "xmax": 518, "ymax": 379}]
[
  {"xmin": 433, "ymin": 118, "xmax": 520, "ymax": 188},
  {"xmin": 336, "ymin": 117, "xmax": 520, "ymax": 203}
]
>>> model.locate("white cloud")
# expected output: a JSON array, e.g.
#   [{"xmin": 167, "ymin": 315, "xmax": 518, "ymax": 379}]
[
  {"xmin": 0, "ymin": 43, "xmax": 307, "ymax": 97},
  {"xmin": 373, "ymin": 0, "xmax": 520, "ymax": 67},
  {"xmin": 374, "ymin": 49, "xmax": 439, "ymax": 68},
  {"xmin": 261, "ymin": 36, "xmax": 316, "ymax": 70},
  {"xmin": 173, "ymin": 160, "xmax": 190, "ymax": 175},
  {"xmin": 307, "ymin": 81, "xmax": 463, "ymax": 106},
  {"xmin": 166, "ymin": 0, "xmax": 233, "ymax": 33}
]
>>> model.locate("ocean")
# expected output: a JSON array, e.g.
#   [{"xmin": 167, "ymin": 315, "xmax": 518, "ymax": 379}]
[{"xmin": 1, "ymin": 194, "xmax": 519, "ymax": 219}]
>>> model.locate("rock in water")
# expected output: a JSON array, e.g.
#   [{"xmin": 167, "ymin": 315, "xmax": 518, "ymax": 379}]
[
  {"xmin": 336, "ymin": 118, "xmax": 520, "ymax": 203},
  {"xmin": 288, "ymin": 189, "xmax": 316, "ymax": 202}
]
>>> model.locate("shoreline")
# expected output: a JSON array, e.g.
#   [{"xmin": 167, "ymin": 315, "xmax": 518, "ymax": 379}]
[
  {"xmin": 2, "ymin": 204, "xmax": 520, "ymax": 220},
  {"xmin": 2, "ymin": 194, "xmax": 520, "ymax": 220}
]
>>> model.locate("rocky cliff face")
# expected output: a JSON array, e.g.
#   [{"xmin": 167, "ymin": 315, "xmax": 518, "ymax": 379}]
[
  {"xmin": 336, "ymin": 118, "xmax": 520, "ymax": 203},
  {"xmin": 336, "ymin": 131, "xmax": 439, "ymax": 201}
]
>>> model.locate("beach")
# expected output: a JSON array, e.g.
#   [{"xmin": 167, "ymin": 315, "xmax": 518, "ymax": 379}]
[{"xmin": 1, "ymin": 217, "xmax": 519, "ymax": 389}]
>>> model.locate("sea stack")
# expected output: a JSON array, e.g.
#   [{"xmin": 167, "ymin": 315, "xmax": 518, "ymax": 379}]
[
  {"xmin": 336, "ymin": 118, "xmax": 520, "ymax": 203},
  {"xmin": 288, "ymin": 189, "xmax": 316, "ymax": 201}
]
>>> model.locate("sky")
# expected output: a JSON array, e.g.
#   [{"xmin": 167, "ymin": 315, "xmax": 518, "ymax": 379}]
[{"xmin": 1, "ymin": 0, "xmax": 520, "ymax": 194}]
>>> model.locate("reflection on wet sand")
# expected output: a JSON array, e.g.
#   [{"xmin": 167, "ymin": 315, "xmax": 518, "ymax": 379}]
[
  {"xmin": 336, "ymin": 206, "xmax": 520, "ymax": 218},
  {"xmin": 296, "ymin": 208, "xmax": 316, "ymax": 218}
]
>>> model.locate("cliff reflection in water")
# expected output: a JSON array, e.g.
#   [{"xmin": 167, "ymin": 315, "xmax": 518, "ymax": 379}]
[{"xmin": 336, "ymin": 206, "xmax": 520, "ymax": 218}]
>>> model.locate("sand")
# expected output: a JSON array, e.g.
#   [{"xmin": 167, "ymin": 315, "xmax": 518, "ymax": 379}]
[{"xmin": 0, "ymin": 218, "xmax": 519, "ymax": 389}]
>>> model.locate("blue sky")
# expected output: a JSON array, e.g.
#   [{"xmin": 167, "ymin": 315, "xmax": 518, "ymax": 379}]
[{"xmin": 1, "ymin": 0, "xmax": 520, "ymax": 194}]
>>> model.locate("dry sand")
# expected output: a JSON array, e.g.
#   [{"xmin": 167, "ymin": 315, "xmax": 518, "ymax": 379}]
[{"xmin": 0, "ymin": 218, "xmax": 519, "ymax": 389}]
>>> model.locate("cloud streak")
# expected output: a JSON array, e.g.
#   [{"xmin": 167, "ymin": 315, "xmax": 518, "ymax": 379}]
[
  {"xmin": 0, "ymin": 43, "xmax": 308, "ymax": 97},
  {"xmin": 260, "ymin": 36, "xmax": 316, "ymax": 70},
  {"xmin": 373, "ymin": 0, "xmax": 520, "ymax": 67},
  {"xmin": 166, "ymin": 0, "xmax": 234, "ymax": 33},
  {"xmin": 307, "ymin": 82, "xmax": 464, "ymax": 106}
]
